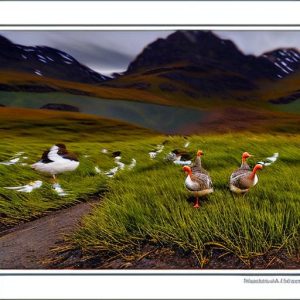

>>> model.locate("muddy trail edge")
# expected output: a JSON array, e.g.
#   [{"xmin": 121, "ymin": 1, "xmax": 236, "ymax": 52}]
[{"xmin": 0, "ymin": 199, "xmax": 98, "ymax": 269}]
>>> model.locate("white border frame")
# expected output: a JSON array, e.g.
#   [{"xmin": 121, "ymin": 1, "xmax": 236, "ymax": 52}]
[{"xmin": 0, "ymin": 1, "xmax": 299, "ymax": 299}]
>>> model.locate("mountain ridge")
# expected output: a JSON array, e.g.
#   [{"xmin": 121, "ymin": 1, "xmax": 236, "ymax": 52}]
[
  {"xmin": 1, "ymin": 31, "xmax": 300, "ymax": 109},
  {"xmin": 0, "ymin": 35, "xmax": 109, "ymax": 84}
]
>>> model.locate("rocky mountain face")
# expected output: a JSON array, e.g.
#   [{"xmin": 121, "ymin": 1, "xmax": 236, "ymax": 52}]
[
  {"xmin": 0, "ymin": 35, "xmax": 108, "ymax": 84},
  {"xmin": 127, "ymin": 31, "xmax": 300, "ymax": 79},
  {"xmin": 127, "ymin": 31, "xmax": 277, "ymax": 78},
  {"xmin": 262, "ymin": 48, "xmax": 300, "ymax": 78},
  {"xmin": 123, "ymin": 31, "xmax": 300, "ymax": 95}
]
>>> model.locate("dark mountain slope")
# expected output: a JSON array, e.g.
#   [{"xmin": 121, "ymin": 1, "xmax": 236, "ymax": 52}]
[{"xmin": 0, "ymin": 35, "xmax": 108, "ymax": 84}]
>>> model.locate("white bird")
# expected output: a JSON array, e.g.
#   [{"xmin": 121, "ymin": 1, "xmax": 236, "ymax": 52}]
[
  {"xmin": 149, "ymin": 144, "xmax": 165, "ymax": 159},
  {"xmin": 166, "ymin": 150, "xmax": 192, "ymax": 165},
  {"xmin": 115, "ymin": 157, "xmax": 125, "ymax": 170},
  {"xmin": 128, "ymin": 158, "xmax": 137, "ymax": 170},
  {"xmin": 156, "ymin": 144, "xmax": 164, "ymax": 154},
  {"xmin": 4, "ymin": 180, "xmax": 43, "ymax": 193},
  {"xmin": 266, "ymin": 153, "xmax": 279, "ymax": 163},
  {"xmin": 95, "ymin": 166, "xmax": 102, "ymax": 174},
  {"xmin": 257, "ymin": 153, "xmax": 279, "ymax": 167},
  {"xmin": 31, "ymin": 144, "xmax": 79, "ymax": 196},
  {"xmin": 0, "ymin": 157, "xmax": 20, "ymax": 165},
  {"xmin": 15, "ymin": 152, "xmax": 25, "ymax": 156},
  {"xmin": 184, "ymin": 141, "xmax": 190, "ymax": 148},
  {"xmin": 149, "ymin": 151, "xmax": 157, "ymax": 159},
  {"xmin": 104, "ymin": 155, "xmax": 126, "ymax": 177},
  {"xmin": 174, "ymin": 160, "xmax": 192, "ymax": 165},
  {"xmin": 31, "ymin": 144, "xmax": 79, "ymax": 183},
  {"xmin": 101, "ymin": 149, "xmax": 108, "ymax": 154},
  {"xmin": 105, "ymin": 166, "xmax": 119, "ymax": 178},
  {"xmin": 52, "ymin": 183, "xmax": 68, "ymax": 196}
]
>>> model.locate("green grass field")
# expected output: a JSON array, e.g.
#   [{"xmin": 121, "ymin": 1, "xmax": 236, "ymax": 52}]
[
  {"xmin": 72, "ymin": 133, "xmax": 300, "ymax": 264},
  {"xmin": 0, "ymin": 106, "xmax": 299, "ymax": 266}
]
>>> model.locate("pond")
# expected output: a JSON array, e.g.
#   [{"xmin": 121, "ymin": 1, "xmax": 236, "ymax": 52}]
[{"xmin": 0, "ymin": 92, "xmax": 206, "ymax": 134}]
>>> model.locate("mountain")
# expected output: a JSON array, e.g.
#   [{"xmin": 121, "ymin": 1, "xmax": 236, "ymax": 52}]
[
  {"xmin": 126, "ymin": 31, "xmax": 300, "ymax": 80},
  {"xmin": 127, "ymin": 31, "xmax": 280, "ymax": 79},
  {"xmin": 0, "ymin": 35, "xmax": 108, "ymax": 84},
  {"xmin": 1, "ymin": 31, "xmax": 300, "ymax": 110},
  {"xmin": 102, "ymin": 30, "xmax": 300, "ymax": 106}
]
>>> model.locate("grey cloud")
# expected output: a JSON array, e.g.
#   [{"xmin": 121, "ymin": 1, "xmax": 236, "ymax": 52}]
[{"xmin": 50, "ymin": 40, "xmax": 134, "ymax": 72}]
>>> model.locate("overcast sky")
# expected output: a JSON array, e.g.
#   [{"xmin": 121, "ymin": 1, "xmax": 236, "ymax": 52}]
[{"xmin": 1, "ymin": 30, "xmax": 300, "ymax": 75}]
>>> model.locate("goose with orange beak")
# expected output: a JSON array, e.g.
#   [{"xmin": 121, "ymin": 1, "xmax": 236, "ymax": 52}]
[
  {"xmin": 183, "ymin": 150, "xmax": 213, "ymax": 208},
  {"xmin": 229, "ymin": 163, "xmax": 263, "ymax": 194},
  {"xmin": 240, "ymin": 152, "xmax": 253, "ymax": 170}
]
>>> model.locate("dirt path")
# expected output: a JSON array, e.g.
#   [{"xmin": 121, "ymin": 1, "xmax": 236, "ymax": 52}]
[{"xmin": 0, "ymin": 200, "xmax": 97, "ymax": 269}]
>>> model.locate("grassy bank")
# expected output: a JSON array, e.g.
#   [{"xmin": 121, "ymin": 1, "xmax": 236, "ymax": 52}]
[{"xmin": 72, "ymin": 133, "xmax": 300, "ymax": 264}]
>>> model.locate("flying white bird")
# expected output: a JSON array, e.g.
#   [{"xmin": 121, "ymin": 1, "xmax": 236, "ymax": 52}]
[
  {"xmin": 105, "ymin": 166, "xmax": 119, "ymax": 178},
  {"xmin": 184, "ymin": 141, "xmax": 190, "ymax": 148},
  {"xmin": 149, "ymin": 143, "xmax": 165, "ymax": 159},
  {"xmin": 0, "ymin": 157, "xmax": 20, "ymax": 165},
  {"xmin": 52, "ymin": 183, "xmax": 68, "ymax": 196},
  {"xmin": 128, "ymin": 158, "xmax": 137, "ymax": 170},
  {"xmin": 95, "ymin": 166, "xmax": 102, "ymax": 174},
  {"xmin": 257, "ymin": 153, "xmax": 279, "ymax": 167},
  {"xmin": 4, "ymin": 180, "xmax": 43, "ymax": 193}
]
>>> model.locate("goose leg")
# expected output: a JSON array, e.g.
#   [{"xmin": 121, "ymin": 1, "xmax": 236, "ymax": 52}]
[{"xmin": 193, "ymin": 194, "xmax": 200, "ymax": 208}]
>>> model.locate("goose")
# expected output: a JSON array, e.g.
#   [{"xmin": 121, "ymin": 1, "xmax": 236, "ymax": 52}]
[
  {"xmin": 229, "ymin": 163, "xmax": 263, "ymax": 194},
  {"xmin": 183, "ymin": 150, "xmax": 213, "ymax": 208},
  {"xmin": 31, "ymin": 144, "xmax": 79, "ymax": 182},
  {"xmin": 227, "ymin": 152, "xmax": 252, "ymax": 190},
  {"xmin": 239, "ymin": 152, "xmax": 253, "ymax": 170}
]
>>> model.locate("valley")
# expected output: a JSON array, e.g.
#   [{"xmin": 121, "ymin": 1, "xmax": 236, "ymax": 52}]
[{"xmin": 0, "ymin": 30, "xmax": 299, "ymax": 269}]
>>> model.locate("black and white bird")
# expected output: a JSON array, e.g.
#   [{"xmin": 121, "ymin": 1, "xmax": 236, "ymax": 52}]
[
  {"xmin": 257, "ymin": 153, "xmax": 279, "ymax": 166},
  {"xmin": 166, "ymin": 149, "xmax": 192, "ymax": 165},
  {"xmin": 31, "ymin": 144, "xmax": 79, "ymax": 182}
]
